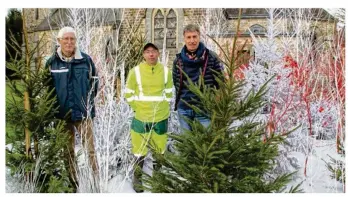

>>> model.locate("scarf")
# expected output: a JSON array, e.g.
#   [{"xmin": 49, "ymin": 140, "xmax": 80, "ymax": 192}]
[{"xmin": 180, "ymin": 42, "xmax": 207, "ymax": 67}]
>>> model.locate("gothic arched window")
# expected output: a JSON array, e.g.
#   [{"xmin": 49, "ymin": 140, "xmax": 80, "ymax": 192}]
[
  {"xmin": 153, "ymin": 9, "xmax": 177, "ymax": 49},
  {"xmin": 154, "ymin": 10, "xmax": 165, "ymax": 49},
  {"xmin": 166, "ymin": 9, "xmax": 177, "ymax": 48}
]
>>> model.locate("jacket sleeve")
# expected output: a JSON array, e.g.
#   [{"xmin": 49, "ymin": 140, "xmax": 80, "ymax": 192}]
[
  {"xmin": 172, "ymin": 58, "xmax": 178, "ymax": 96},
  {"xmin": 125, "ymin": 69, "xmax": 137, "ymax": 111},
  {"xmin": 165, "ymin": 69, "xmax": 174, "ymax": 102}
]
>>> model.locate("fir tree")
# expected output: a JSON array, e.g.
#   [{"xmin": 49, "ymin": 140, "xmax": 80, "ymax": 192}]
[
  {"xmin": 6, "ymin": 12, "xmax": 74, "ymax": 193},
  {"xmin": 143, "ymin": 9, "xmax": 296, "ymax": 193},
  {"xmin": 6, "ymin": 8, "xmax": 23, "ymax": 80}
]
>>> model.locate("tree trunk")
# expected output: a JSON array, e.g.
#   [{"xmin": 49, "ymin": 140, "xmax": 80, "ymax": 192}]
[{"xmin": 22, "ymin": 9, "xmax": 32, "ymax": 159}]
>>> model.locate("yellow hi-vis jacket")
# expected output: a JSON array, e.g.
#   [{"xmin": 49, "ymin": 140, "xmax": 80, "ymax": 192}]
[{"xmin": 125, "ymin": 61, "xmax": 173, "ymax": 122}]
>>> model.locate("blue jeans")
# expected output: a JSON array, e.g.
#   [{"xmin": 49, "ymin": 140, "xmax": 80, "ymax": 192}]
[{"xmin": 177, "ymin": 108, "xmax": 211, "ymax": 133}]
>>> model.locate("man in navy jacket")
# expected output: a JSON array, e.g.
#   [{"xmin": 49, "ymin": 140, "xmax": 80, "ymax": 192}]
[
  {"xmin": 173, "ymin": 24, "xmax": 224, "ymax": 132},
  {"xmin": 46, "ymin": 26, "xmax": 99, "ymax": 191}
]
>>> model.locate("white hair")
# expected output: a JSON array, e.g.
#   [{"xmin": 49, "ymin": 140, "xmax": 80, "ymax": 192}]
[{"xmin": 57, "ymin": 26, "xmax": 76, "ymax": 39}]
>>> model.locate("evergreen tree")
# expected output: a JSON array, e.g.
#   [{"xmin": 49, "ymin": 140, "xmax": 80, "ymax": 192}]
[
  {"xmin": 6, "ymin": 8, "xmax": 23, "ymax": 79},
  {"xmin": 143, "ymin": 9, "xmax": 296, "ymax": 193},
  {"xmin": 6, "ymin": 13, "xmax": 74, "ymax": 193}
]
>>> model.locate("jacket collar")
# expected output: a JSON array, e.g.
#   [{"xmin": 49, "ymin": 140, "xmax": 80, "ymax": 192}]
[
  {"xmin": 57, "ymin": 46, "xmax": 83, "ymax": 62},
  {"xmin": 139, "ymin": 61, "xmax": 161, "ymax": 70}
]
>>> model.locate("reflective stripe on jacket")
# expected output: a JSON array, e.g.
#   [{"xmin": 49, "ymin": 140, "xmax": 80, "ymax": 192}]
[
  {"xmin": 45, "ymin": 51, "xmax": 98, "ymax": 121},
  {"xmin": 125, "ymin": 61, "xmax": 173, "ymax": 122}
]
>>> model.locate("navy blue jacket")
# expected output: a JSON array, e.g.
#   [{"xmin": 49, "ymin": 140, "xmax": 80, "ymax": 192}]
[
  {"xmin": 172, "ymin": 42, "xmax": 224, "ymax": 110},
  {"xmin": 46, "ymin": 51, "xmax": 98, "ymax": 121}
]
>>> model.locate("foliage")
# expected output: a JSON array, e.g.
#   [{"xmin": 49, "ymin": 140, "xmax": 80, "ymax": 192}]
[
  {"xmin": 324, "ymin": 146, "xmax": 345, "ymax": 185},
  {"xmin": 6, "ymin": 12, "xmax": 74, "ymax": 193},
  {"xmin": 143, "ymin": 9, "xmax": 295, "ymax": 193},
  {"xmin": 6, "ymin": 8, "xmax": 23, "ymax": 79}
]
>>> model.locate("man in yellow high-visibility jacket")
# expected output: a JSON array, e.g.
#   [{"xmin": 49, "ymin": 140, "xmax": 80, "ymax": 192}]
[{"xmin": 125, "ymin": 43, "xmax": 173, "ymax": 192}]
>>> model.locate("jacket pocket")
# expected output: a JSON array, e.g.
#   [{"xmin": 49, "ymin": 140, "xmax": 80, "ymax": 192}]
[
  {"xmin": 74, "ymin": 67, "xmax": 90, "ymax": 93},
  {"xmin": 73, "ymin": 67, "xmax": 90, "ymax": 114},
  {"xmin": 51, "ymin": 69, "xmax": 69, "ymax": 99},
  {"xmin": 51, "ymin": 69, "xmax": 69, "ymax": 118},
  {"xmin": 51, "ymin": 69, "xmax": 69, "ymax": 88}
]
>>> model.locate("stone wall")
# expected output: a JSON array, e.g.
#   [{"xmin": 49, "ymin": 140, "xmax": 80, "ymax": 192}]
[
  {"xmin": 22, "ymin": 8, "xmax": 337, "ymax": 70},
  {"xmin": 24, "ymin": 8, "xmax": 49, "ymax": 33},
  {"xmin": 23, "ymin": 8, "xmax": 51, "ymax": 68}
]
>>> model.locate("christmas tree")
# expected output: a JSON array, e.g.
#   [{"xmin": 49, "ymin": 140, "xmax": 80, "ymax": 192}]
[
  {"xmin": 6, "ymin": 12, "xmax": 73, "ymax": 192},
  {"xmin": 143, "ymin": 9, "xmax": 297, "ymax": 193}
]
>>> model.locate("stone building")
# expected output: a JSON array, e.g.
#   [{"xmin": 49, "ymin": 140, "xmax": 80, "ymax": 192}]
[{"xmin": 23, "ymin": 8, "xmax": 335, "ymax": 69}]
